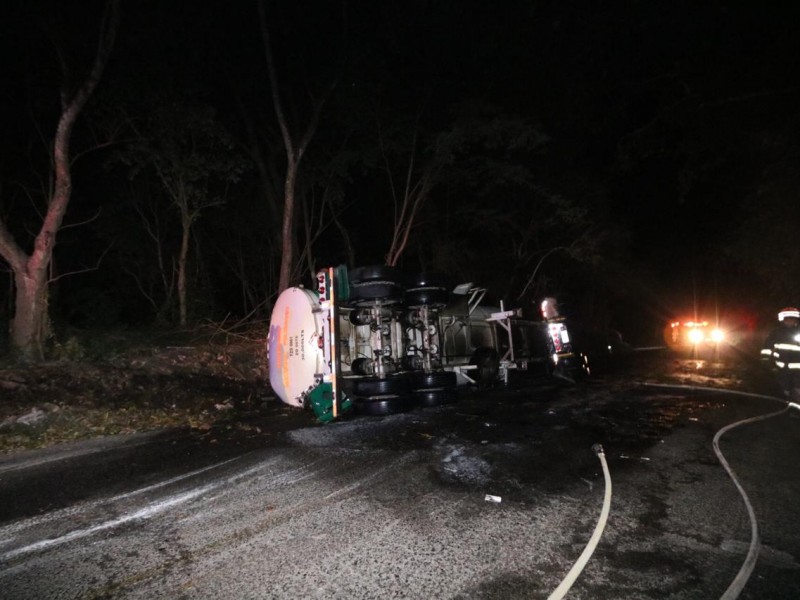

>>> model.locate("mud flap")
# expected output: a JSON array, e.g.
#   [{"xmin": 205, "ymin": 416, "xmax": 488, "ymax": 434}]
[{"xmin": 308, "ymin": 382, "xmax": 353, "ymax": 423}]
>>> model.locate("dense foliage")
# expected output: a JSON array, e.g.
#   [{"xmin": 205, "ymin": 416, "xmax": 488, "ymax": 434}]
[{"xmin": 1, "ymin": 0, "xmax": 798, "ymax": 351}]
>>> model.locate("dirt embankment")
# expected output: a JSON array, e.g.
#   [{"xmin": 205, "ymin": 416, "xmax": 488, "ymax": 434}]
[{"xmin": 0, "ymin": 333, "xmax": 282, "ymax": 455}]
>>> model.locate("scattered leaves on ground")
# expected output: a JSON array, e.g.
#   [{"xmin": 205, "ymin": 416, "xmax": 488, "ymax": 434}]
[{"xmin": 0, "ymin": 330, "xmax": 279, "ymax": 455}]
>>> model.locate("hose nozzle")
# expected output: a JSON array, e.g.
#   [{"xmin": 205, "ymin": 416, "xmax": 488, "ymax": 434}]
[{"xmin": 591, "ymin": 443, "xmax": 604, "ymax": 455}]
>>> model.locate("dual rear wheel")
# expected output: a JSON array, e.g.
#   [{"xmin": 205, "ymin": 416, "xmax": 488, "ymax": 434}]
[
  {"xmin": 346, "ymin": 266, "xmax": 458, "ymax": 415},
  {"xmin": 349, "ymin": 370, "xmax": 458, "ymax": 415}
]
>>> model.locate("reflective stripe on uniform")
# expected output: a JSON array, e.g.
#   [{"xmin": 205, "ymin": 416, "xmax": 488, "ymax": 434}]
[{"xmin": 774, "ymin": 343, "xmax": 800, "ymax": 352}]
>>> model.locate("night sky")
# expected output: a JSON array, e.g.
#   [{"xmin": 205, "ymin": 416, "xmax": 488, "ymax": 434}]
[{"xmin": 1, "ymin": 1, "xmax": 799, "ymax": 342}]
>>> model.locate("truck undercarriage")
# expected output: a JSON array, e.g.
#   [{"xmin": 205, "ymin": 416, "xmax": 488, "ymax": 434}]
[{"xmin": 268, "ymin": 265, "xmax": 591, "ymax": 421}]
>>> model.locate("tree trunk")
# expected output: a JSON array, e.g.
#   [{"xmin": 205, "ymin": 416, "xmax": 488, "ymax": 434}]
[
  {"xmin": 10, "ymin": 269, "xmax": 51, "ymax": 360},
  {"xmin": 0, "ymin": 0, "xmax": 120, "ymax": 360},
  {"xmin": 258, "ymin": 4, "xmax": 336, "ymax": 293},
  {"xmin": 277, "ymin": 162, "xmax": 298, "ymax": 293},
  {"xmin": 177, "ymin": 214, "xmax": 191, "ymax": 328}
]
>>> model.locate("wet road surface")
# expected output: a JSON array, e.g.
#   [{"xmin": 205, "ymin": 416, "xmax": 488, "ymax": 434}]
[{"xmin": 1, "ymin": 352, "xmax": 799, "ymax": 598}]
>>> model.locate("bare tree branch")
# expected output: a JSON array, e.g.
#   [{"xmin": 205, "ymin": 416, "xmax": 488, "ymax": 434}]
[
  {"xmin": 59, "ymin": 207, "xmax": 103, "ymax": 231},
  {"xmin": 48, "ymin": 242, "xmax": 113, "ymax": 284}
]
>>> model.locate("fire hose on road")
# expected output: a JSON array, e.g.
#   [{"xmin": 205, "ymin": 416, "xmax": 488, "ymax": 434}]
[
  {"xmin": 643, "ymin": 383, "xmax": 800, "ymax": 600},
  {"xmin": 547, "ymin": 443, "xmax": 612, "ymax": 600},
  {"xmin": 712, "ymin": 403, "xmax": 791, "ymax": 600}
]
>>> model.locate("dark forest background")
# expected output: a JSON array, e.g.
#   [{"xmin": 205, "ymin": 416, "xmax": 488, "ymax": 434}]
[{"xmin": 2, "ymin": 0, "xmax": 799, "ymax": 351}]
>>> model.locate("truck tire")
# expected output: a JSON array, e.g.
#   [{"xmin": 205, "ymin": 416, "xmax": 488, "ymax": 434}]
[
  {"xmin": 411, "ymin": 370, "xmax": 457, "ymax": 390},
  {"xmin": 354, "ymin": 395, "xmax": 416, "ymax": 416},
  {"xmin": 351, "ymin": 375, "xmax": 411, "ymax": 397},
  {"xmin": 411, "ymin": 370, "xmax": 458, "ymax": 407},
  {"xmin": 470, "ymin": 347, "xmax": 500, "ymax": 388},
  {"xmin": 406, "ymin": 287, "xmax": 448, "ymax": 308},
  {"xmin": 347, "ymin": 266, "xmax": 404, "ymax": 306},
  {"xmin": 413, "ymin": 387, "xmax": 458, "ymax": 407},
  {"xmin": 405, "ymin": 273, "xmax": 448, "ymax": 308},
  {"xmin": 348, "ymin": 281, "xmax": 403, "ymax": 305},
  {"xmin": 349, "ymin": 265, "xmax": 401, "ymax": 283}
]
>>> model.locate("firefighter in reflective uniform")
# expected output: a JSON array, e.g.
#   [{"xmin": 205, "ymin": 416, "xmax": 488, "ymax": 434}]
[{"xmin": 761, "ymin": 307, "xmax": 800, "ymax": 395}]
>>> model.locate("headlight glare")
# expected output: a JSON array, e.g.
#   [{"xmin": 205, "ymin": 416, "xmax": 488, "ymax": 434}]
[{"xmin": 687, "ymin": 329, "xmax": 704, "ymax": 344}]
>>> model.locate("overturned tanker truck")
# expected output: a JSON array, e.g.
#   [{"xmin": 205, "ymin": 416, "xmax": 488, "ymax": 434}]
[{"xmin": 267, "ymin": 265, "xmax": 594, "ymax": 422}]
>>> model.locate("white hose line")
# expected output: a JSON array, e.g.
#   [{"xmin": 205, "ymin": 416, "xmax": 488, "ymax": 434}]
[
  {"xmin": 642, "ymin": 381, "xmax": 796, "ymax": 599},
  {"xmin": 713, "ymin": 405, "xmax": 790, "ymax": 600},
  {"xmin": 547, "ymin": 445, "xmax": 612, "ymax": 600},
  {"xmin": 640, "ymin": 382, "xmax": 786, "ymax": 404}
]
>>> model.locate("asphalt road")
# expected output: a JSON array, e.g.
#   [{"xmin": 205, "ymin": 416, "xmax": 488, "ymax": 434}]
[{"xmin": 1, "ymin": 352, "xmax": 799, "ymax": 599}]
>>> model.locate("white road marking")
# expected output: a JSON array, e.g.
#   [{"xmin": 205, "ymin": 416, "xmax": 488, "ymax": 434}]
[{"xmin": 0, "ymin": 485, "xmax": 214, "ymax": 564}]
